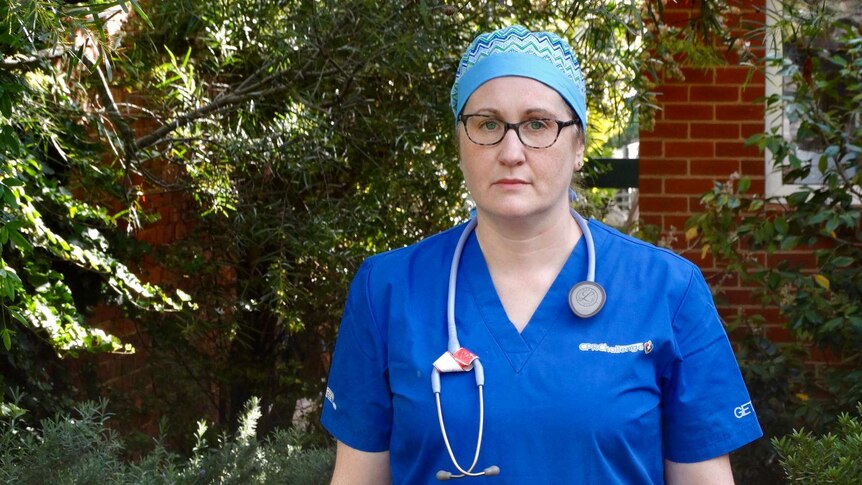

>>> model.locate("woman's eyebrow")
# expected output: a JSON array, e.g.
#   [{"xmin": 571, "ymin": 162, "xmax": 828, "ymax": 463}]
[
  {"xmin": 467, "ymin": 107, "xmax": 563, "ymax": 119},
  {"xmin": 523, "ymin": 107, "xmax": 559, "ymax": 118}
]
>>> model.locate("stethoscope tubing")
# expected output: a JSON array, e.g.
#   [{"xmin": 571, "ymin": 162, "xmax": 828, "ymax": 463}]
[{"xmin": 434, "ymin": 209, "xmax": 596, "ymax": 480}]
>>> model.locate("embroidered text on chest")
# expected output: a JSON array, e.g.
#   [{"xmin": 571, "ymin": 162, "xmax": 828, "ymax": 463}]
[{"xmin": 579, "ymin": 340, "xmax": 653, "ymax": 354}]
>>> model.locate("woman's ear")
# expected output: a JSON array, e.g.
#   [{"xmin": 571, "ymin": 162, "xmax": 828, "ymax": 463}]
[{"xmin": 573, "ymin": 141, "xmax": 585, "ymax": 172}]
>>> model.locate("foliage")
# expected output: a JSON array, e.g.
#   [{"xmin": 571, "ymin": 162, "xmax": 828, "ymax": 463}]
[
  {"xmin": 88, "ymin": 0, "xmax": 738, "ymax": 439},
  {"xmin": 1, "ymin": 0, "xmax": 192, "ymax": 419},
  {"xmin": 0, "ymin": 395, "xmax": 334, "ymax": 484},
  {"xmin": 773, "ymin": 403, "xmax": 862, "ymax": 484},
  {"xmin": 686, "ymin": 0, "xmax": 862, "ymax": 481},
  {"xmin": 3, "ymin": 0, "xmax": 737, "ymax": 458}
]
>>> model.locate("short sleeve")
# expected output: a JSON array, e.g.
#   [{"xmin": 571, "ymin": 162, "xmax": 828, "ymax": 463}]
[
  {"xmin": 320, "ymin": 260, "xmax": 392, "ymax": 452},
  {"xmin": 661, "ymin": 268, "xmax": 763, "ymax": 463}
]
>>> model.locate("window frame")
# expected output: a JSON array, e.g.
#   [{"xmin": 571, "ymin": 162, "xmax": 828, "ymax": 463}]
[{"xmin": 763, "ymin": 0, "xmax": 860, "ymax": 199}]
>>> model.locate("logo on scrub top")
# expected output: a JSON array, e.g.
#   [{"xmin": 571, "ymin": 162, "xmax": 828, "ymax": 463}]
[
  {"xmin": 578, "ymin": 340, "xmax": 654, "ymax": 355},
  {"xmin": 325, "ymin": 386, "xmax": 337, "ymax": 410},
  {"xmin": 734, "ymin": 401, "xmax": 753, "ymax": 418}
]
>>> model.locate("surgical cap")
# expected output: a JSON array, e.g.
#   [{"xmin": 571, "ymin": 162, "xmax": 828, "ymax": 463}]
[{"xmin": 450, "ymin": 25, "xmax": 587, "ymax": 132}]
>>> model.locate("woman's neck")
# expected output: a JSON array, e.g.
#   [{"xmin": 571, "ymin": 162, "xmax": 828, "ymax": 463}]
[{"xmin": 473, "ymin": 205, "xmax": 581, "ymax": 271}]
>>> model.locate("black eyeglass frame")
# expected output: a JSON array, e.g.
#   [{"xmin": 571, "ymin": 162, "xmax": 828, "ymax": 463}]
[{"xmin": 458, "ymin": 114, "xmax": 581, "ymax": 149}]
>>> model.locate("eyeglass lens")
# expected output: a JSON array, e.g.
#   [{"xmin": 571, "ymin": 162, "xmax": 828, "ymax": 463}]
[{"xmin": 462, "ymin": 115, "xmax": 564, "ymax": 148}]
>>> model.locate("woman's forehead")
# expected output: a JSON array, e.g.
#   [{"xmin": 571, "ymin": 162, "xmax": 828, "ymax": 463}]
[{"xmin": 464, "ymin": 76, "xmax": 571, "ymax": 116}]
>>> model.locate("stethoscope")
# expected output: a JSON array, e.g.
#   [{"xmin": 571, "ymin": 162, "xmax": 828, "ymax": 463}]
[{"xmin": 431, "ymin": 209, "xmax": 605, "ymax": 480}]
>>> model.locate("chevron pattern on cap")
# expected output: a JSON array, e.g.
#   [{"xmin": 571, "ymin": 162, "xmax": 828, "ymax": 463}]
[{"xmin": 450, "ymin": 25, "xmax": 585, "ymax": 113}]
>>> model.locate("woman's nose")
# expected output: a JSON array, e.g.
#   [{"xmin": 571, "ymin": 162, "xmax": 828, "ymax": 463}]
[{"xmin": 497, "ymin": 129, "xmax": 526, "ymax": 166}]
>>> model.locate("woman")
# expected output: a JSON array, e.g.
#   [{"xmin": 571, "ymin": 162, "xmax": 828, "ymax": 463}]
[{"xmin": 322, "ymin": 25, "xmax": 762, "ymax": 484}]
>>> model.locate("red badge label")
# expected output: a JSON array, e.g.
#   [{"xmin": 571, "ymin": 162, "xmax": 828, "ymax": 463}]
[{"xmin": 452, "ymin": 347, "xmax": 478, "ymax": 369}]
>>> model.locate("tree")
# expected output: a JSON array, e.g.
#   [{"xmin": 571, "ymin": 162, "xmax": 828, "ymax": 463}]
[
  {"xmin": 3, "ymin": 0, "xmax": 736, "ymax": 446},
  {"xmin": 1, "ymin": 1, "xmax": 193, "ymax": 419}
]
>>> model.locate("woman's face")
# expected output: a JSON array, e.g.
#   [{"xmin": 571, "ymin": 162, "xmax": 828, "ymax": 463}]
[{"xmin": 458, "ymin": 76, "xmax": 584, "ymax": 223}]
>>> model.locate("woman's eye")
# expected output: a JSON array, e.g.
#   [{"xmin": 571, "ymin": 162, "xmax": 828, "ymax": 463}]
[
  {"xmin": 479, "ymin": 120, "xmax": 500, "ymax": 131},
  {"xmin": 526, "ymin": 120, "xmax": 550, "ymax": 131}
]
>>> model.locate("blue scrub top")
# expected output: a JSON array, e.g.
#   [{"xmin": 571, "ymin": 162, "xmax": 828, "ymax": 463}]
[{"xmin": 321, "ymin": 220, "xmax": 762, "ymax": 484}]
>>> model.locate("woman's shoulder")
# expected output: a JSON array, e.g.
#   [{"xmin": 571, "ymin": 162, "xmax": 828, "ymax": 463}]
[{"xmin": 589, "ymin": 219, "xmax": 700, "ymax": 281}]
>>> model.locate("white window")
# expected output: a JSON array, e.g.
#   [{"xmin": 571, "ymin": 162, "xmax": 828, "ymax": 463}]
[{"xmin": 764, "ymin": 0, "xmax": 861, "ymax": 197}]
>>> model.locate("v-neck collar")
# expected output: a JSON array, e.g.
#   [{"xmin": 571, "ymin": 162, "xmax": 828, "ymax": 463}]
[{"xmin": 460, "ymin": 226, "xmax": 589, "ymax": 373}]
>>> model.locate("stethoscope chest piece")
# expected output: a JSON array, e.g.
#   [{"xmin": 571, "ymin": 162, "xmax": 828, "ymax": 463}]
[{"xmin": 568, "ymin": 281, "xmax": 606, "ymax": 318}]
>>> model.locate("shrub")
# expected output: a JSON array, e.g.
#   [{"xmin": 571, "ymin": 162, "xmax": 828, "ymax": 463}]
[
  {"xmin": 773, "ymin": 403, "xmax": 862, "ymax": 484},
  {"xmin": 0, "ymin": 396, "xmax": 334, "ymax": 484}
]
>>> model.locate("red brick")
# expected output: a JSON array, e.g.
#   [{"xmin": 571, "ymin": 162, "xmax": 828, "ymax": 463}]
[
  {"xmin": 639, "ymin": 177, "xmax": 663, "ymax": 194},
  {"xmin": 717, "ymin": 306, "xmax": 741, "ymax": 321},
  {"xmin": 643, "ymin": 121, "xmax": 689, "ymax": 139},
  {"xmin": 662, "ymin": 10, "xmax": 696, "ymax": 26},
  {"xmin": 638, "ymin": 213, "xmax": 662, "ymax": 227},
  {"xmin": 664, "ymin": 177, "xmax": 717, "ymax": 195},
  {"xmin": 748, "ymin": 178, "xmax": 765, "ymax": 194},
  {"xmin": 667, "ymin": 214, "xmax": 698, "ymax": 232},
  {"xmin": 716, "ymin": 104, "xmax": 763, "ymax": 121},
  {"xmin": 716, "ymin": 141, "xmax": 761, "ymax": 158},
  {"xmin": 683, "ymin": 248, "xmax": 716, "ymax": 266},
  {"xmin": 640, "ymin": 140, "xmax": 663, "ymax": 157},
  {"xmin": 740, "ymin": 85, "xmax": 764, "ymax": 102},
  {"xmin": 640, "ymin": 158, "xmax": 687, "ymax": 176},
  {"xmin": 807, "ymin": 347, "xmax": 837, "ymax": 364},
  {"xmin": 764, "ymin": 325, "xmax": 794, "ymax": 343},
  {"xmin": 722, "ymin": 50, "xmax": 743, "ymax": 65},
  {"xmin": 690, "ymin": 123, "xmax": 741, "ymax": 140},
  {"xmin": 639, "ymin": 195, "xmax": 689, "ymax": 213},
  {"xmin": 715, "ymin": 67, "xmax": 765, "ymax": 85},
  {"xmin": 691, "ymin": 86, "xmax": 740, "ymax": 103},
  {"xmin": 664, "ymin": 104, "xmax": 714, "ymax": 121},
  {"xmin": 767, "ymin": 251, "xmax": 817, "ymax": 269},
  {"xmin": 690, "ymin": 159, "xmax": 740, "ymax": 176},
  {"xmin": 678, "ymin": 68, "xmax": 714, "ymax": 84},
  {"xmin": 666, "ymin": 141, "xmax": 715, "ymax": 158},
  {"xmin": 740, "ymin": 158, "xmax": 766, "ymax": 176},
  {"xmin": 741, "ymin": 306, "xmax": 783, "ymax": 323},
  {"xmin": 663, "ymin": 0, "xmax": 695, "ymax": 8},
  {"xmin": 680, "ymin": 249, "xmax": 714, "ymax": 267},
  {"xmin": 654, "ymin": 85, "xmax": 689, "ymax": 102},
  {"xmin": 723, "ymin": 288, "xmax": 758, "ymax": 306},
  {"xmin": 741, "ymin": 122, "xmax": 765, "ymax": 139}
]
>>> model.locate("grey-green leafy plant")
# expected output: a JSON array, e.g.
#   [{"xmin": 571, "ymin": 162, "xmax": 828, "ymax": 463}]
[{"xmin": 0, "ymin": 394, "xmax": 335, "ymax": 484}]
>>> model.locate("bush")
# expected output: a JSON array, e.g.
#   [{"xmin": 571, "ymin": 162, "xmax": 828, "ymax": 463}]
[
  {"xmin": 773, "ymin": 403, "xmax": 862, "ymax": 484},
  {"xmin": 0, "ymin": 396, "xmax": 334, "ymax": 484}
]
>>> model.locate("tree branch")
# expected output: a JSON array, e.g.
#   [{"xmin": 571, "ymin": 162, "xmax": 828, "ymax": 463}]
[{"xmin": 1, "ymin": 46, "xmax": 66, "ymax": 68}]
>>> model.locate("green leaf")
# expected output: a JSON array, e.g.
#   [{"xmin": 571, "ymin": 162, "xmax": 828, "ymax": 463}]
[
  {"xmin": 831, "ymin": 257, "xmax": 853, "ymax": 267},
  {"xmin": 0, "ymin": 94, "xmax": 11, "ymax": 118},
  {"xmin": 8, "ymin": 309, "xmax": 27, "ymax": 326},
  {"xmin": 1, "ymin": 328, "xmax": 11, "ymax": 351},
  {"xmin": 738, "ymin": 176, "xmax": 751, "ymax": 193},
  {"xmin": 129, "ymin": 0, "xmax": 154, "ymax": 29},
  {"xmin": 828, "ymin": 55, "xmax": 847, "ymax": 67},
  {"xmin": 7, "ymin": 229, "xmax": 32, "ymax": 252}
]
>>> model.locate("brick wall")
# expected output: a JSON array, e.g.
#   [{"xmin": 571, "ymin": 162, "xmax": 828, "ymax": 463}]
[{"xmin": 638, "ymin": 0, "xmax": 792, "ymax": 337}]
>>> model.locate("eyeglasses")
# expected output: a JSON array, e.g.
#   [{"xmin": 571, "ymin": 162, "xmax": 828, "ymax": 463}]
[{"xmin": 459, "ymin": 114, "xmax": 580, "ymax": 149}]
